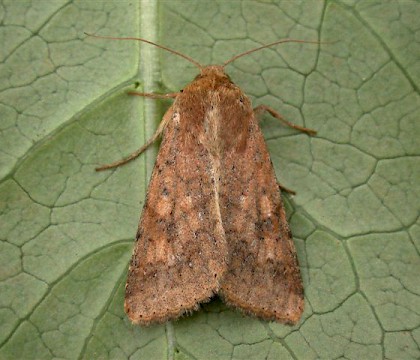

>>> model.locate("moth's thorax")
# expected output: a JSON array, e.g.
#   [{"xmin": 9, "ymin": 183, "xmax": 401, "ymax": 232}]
[{"xmin": 175, "ymin": 65, "xmax": 253, "ymax": 154}]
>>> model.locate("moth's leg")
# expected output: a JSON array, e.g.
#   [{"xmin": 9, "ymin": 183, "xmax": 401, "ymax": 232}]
[
  {"xmin": 96, "ymin": 102, "xmax": 176, "ymax": 171},
  {"xmin": 128, "ymin": 92, "xmax": 179, "ymax": 99},
  {"xmin": 278, "ymin": 183, "xmax": 296, "ymax": 195},
  {"xmin": 254, "ymin": 104, "xmax": 314, "ymax": 195},
  {"xmin": 253, "ymin": 104, "xmax": 316, "ymax": 136}
]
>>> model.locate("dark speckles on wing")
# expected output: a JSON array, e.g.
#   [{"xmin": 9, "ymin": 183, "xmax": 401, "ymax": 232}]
[
  {"xmin": 218, "ymin": 111, "xmax": 304, "ymax": 324},
  {"xmin": 125, "ymin": 101, "xmax": 228, "ymax": 325}
]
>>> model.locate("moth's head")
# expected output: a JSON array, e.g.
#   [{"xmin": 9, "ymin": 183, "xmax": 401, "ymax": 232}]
[{"xmin": 195, "ymin": 65, "xmax": 232, "ymax": 82}]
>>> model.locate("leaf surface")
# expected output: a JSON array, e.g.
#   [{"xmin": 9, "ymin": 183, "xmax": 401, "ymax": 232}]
[{"xmin": 0, "ymin": 1, "xmax": 419, "ymax": 359}]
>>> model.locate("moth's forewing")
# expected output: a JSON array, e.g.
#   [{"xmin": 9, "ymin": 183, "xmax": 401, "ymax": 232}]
[
  {"xmin": 125, "ymin": 102, "xmax": 228, "ymax": 325},
  {"xmin": 216, "ymin": 79, "xmax": 304, "ymax": 324}
]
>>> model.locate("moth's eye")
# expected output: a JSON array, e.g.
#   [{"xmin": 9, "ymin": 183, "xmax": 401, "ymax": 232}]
[{"xmin": 180, "ymin": 89, "xmax": 184, "ymax": 93}]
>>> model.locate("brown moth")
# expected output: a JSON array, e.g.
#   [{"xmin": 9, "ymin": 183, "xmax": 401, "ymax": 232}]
[{"xmin": 91, "ymin": 34, "xmax": 317, "ymax": 325}]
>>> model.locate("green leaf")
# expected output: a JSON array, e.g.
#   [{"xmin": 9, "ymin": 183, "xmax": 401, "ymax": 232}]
[{"xmin": 1, "ymin": 1, "xmax": 419, "ymax": 359}]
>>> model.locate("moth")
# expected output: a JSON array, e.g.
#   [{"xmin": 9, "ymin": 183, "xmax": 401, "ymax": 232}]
[{"xmin": 91, "ymin": 34, "xmax": 317, "ymax": 325}]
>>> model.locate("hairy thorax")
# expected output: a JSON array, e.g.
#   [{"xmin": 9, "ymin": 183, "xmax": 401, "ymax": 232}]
[{"xmin": 174, "ymin": 65, "xmax": 254, "ymax": 156}]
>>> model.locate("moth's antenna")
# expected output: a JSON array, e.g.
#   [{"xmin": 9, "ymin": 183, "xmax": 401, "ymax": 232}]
[
  {"xmin": 223, "ymin": 39, "xmax": 322, "ymax": 67},
  {"xmin": 84, "ymin": 33, "xmax": 203, "ymax": 70}
]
